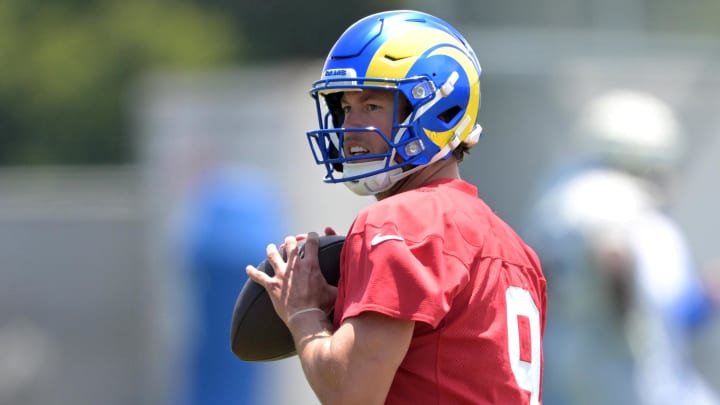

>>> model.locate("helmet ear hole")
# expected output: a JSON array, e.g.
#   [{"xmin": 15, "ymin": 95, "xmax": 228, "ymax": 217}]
[{"xmin": 438, "ymin": 105, "xmax": 461, "ymax": 124}]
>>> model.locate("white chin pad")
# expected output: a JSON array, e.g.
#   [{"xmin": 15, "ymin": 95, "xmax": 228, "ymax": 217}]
[{"xmin": 342, "ymin": 161, "xmax": 402, "ymax": 196}]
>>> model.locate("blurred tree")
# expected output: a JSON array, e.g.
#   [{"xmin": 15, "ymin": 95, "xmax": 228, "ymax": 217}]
[
  {"xmin": 192, "ymin": 0, "xmax": 388, "ymax": 60},
  {"xmin": 0, "ymin": 0, "xmax": 241, "ymax": 165},
  {"xmin": 2, "ymin": 0, "xmax": 717, "ymax": 165}
]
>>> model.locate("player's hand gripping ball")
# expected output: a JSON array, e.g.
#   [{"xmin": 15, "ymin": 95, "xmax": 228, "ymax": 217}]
[{"xmin": 230, "ymin": 234, "xmax": 344, "ymax": 361}]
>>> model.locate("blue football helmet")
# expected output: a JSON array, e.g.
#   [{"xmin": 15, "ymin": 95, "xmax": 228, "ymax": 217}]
[{"xmin": 306, "ymin": 10, "xmax": 483, "ymax": 195}]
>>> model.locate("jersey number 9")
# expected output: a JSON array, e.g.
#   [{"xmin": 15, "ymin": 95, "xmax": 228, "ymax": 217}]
[{"xmin": 506, "ymin": 286, "xmax": 541, "ymax": 405}]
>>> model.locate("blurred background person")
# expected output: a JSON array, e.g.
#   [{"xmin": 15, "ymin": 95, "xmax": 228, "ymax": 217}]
[
  {"xmin": 172, "ymin": 162, "xmax": 289, "ymax": 405},
  {"xmin": 525, "ymin": 89, "xmax": 719, "ymax": 405}
]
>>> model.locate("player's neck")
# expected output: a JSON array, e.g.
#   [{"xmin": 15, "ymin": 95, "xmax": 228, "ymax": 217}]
[{"xmin": 376, "ymin": 158, "xmax": 460, "ymax": 200}]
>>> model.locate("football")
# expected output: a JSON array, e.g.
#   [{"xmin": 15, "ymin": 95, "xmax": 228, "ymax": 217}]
[{"xmin": 230, "ymin": 234, "xmax": 345, "ymax": 362}]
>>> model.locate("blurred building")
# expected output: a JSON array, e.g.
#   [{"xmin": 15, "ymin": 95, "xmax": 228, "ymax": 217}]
[{"xmin": 0, "ymin": 167, "xmax": 145, "ymax": 405}]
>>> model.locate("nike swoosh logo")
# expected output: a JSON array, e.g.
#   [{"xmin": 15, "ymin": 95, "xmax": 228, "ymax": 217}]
[{"xmin": 370, "ymin": 234, "xmax": 404, "ymax": 246}]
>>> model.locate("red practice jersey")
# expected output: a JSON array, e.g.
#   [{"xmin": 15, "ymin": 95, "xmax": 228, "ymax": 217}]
[{"xmin": 334, "ymin": 179, "xmax": 547, "ymax": 404}]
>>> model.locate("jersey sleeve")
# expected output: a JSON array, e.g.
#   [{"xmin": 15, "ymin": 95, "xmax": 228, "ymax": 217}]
[{"xmin": 339, "ymin": 226, "xmax": 470, "ymax": 328}]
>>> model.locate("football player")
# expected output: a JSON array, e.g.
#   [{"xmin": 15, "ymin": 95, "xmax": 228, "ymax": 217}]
[
  {"xmin": 247, "ymin": 10, "xmax": 547, "ymax": 404},
  {"xmin": 525, "ymin": 89, "xmax": 719, "ymax": 405}
]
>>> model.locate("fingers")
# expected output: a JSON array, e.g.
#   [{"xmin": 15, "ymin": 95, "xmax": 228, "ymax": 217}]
[
  {"xmin": 248, "ymin": 240, "xmax": 290, "ymax": 287},
  {"xmin": 247, "ymin": 233, "xmax": 336, "ymax": 324},
  {"xmin": 280, "ymin": 233, "xmax": 307, "ymax": 249},
  {"xmin": 246, "ymin": 264, "xmax": 272, "ymax": 286},
  {"xmin": 249, "ymin": 231, "xmax": 327, "ymax": 289},
  {"xmin": 304, "ymin": 232, "xmax": 320, "ymax": 264},
  {"xmin": 279, "ymin": 229, "xmax": 338, "ymax": 250},
  {"xmin": 264, "ymin": 242, "xmax": 281, "ymax": 266}
]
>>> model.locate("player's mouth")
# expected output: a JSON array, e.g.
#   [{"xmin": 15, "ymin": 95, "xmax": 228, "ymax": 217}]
[
  {"xmin": 346, "ymin": 145, "xmax": 383, "ymax": 163},
  {"xmin": 349, "ymin": 146, "xmax": 369, "ymax": 156}
]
